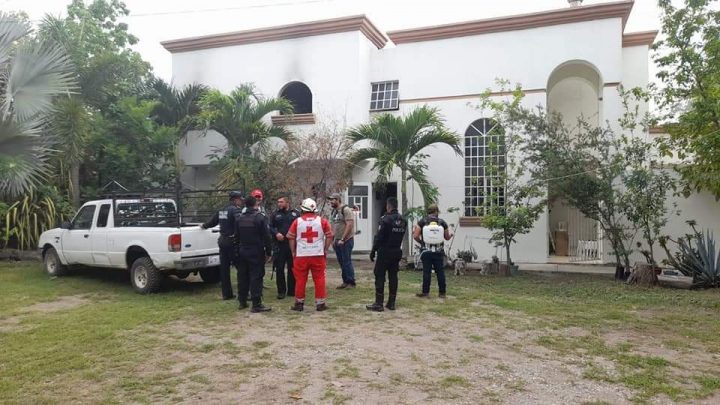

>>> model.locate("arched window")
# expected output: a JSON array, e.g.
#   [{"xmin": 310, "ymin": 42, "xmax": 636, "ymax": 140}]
[
  {"xmin": 464, "ymin": 119, "xmax": 505, "ymax": 217},
  {"xmin": 279, "ymin": 81, "xmax": 312, "ymax": 114}
]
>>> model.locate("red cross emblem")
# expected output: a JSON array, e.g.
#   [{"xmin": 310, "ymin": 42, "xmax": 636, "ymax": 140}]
[{"xmin": 300, "ymin": 226, "xmax": 319, "ymax": 243}]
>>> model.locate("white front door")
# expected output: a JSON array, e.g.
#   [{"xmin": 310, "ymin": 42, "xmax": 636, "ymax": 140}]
[
  {"xmin": 347, "ymin": 183, "xmax": 371, "ymax": 251},
  {"xmin": 61, "ymin": 204, "xmax": 97, "ymax": 264}
]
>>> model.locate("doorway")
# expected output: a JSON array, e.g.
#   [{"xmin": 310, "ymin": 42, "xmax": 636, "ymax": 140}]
[{"xmin": 371, "ymin": 182, "xmax": 398, "ymax": 240}]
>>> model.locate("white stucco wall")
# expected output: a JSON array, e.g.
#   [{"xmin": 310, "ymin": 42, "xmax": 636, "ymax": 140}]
[
  {"xmin": 166, "ymin": 12, "xmax": 720, "ymax": 264},
  {"xmin": 370, "ymin": 18, "xmax": 622, "ymax": 98}
]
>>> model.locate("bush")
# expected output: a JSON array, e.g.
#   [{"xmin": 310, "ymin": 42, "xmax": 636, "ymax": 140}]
[
  {"xmin": 0, "ymin": 187, "xmax": 75, "ymax": 250},
  {"xmin": 660, "ymin": 221, "xmax": 720, "ymax": 288}
]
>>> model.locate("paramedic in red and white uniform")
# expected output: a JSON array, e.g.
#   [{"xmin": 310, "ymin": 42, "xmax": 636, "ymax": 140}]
[{"xmin": 287, "ymin": 198, "xmax": 333, "ymax": 312}]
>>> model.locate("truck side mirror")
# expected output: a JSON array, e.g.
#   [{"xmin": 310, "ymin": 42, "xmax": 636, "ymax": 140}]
[{"xmin": 60, "ymin": 221, "xmax": 72, "ymax": 230}]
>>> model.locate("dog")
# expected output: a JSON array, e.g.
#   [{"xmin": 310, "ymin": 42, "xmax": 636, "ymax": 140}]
[{"xmin": 453, "ymin": 258, "xmax": 467, "ymax": 276}]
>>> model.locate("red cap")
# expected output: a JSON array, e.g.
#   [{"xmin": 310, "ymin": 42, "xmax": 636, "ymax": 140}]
[{"xmin": 251, "ymin": 189, "xmax": 263, "ymax": 199}]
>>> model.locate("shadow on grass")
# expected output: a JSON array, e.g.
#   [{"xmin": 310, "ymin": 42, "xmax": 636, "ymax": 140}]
[{"xmin": 62, "ymin": 266, "xmax": 218, "ymax": 295}]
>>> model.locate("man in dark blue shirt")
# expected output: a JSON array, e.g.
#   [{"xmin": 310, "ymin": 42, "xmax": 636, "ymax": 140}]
[
  {"xmin": 234, "ymin": 196, "xmax": 273, "ymax": 312},
  {"xmin": 367, "ymin": 197, "xmax": 407, "ymax": 311},
  {"xmin": 201, "ymin": 191, "xmax": 243, "ymax": 300},
  {"xmin": 269, "ymin": 196, "xmax": 300, "ymax": 299}
]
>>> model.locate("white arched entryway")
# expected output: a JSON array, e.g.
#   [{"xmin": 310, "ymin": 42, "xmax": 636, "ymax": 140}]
[{"xmin": 546, "ymin": 60, "xmax": 604, "ymax": 262}]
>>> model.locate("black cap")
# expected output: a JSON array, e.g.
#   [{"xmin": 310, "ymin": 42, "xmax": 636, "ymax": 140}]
[{"xmin": 229, "ymin": 191, "xmax": 243, "ymax": 200}]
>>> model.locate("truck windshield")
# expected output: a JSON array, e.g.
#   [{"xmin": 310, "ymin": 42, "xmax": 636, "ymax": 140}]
[{"xmin": 116, "ymin": 202, "xmax": 178, "ymax": 227}]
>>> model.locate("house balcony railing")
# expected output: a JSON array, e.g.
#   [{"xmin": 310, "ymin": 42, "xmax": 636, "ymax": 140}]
[{"xmin": 271, "ymin": 113, "xmax": 316, "ymax": 126}]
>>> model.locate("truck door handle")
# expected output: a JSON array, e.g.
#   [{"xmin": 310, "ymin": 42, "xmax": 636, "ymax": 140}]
[{"xmin": 84, "ymin": 234, "xmax": 89, "ymax": 238}]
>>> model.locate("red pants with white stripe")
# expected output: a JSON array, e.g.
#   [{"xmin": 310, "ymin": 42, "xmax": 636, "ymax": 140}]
[{"xmin": 293, "ymin": 256, "xmax": 327, "ymax": 304}]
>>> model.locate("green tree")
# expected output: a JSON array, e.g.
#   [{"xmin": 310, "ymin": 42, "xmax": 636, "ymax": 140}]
[
  {"xmin": 0, "ymin": 13, "xmax": 75, "ymax": 198},
  {"xmin": 85, "ymin": 97, "xmax": 179, "ymax": 192},
  {"xmin": 483, "ymin": 84, "xmax": 644, "ymax": 271},
  {"xmin": 654, "ymin": 0, "xmax": 720, "ymax": 198},
  {"xmin": 346, "ymin": 106, "xmax": 462, "ymax": 255},
  {"xmin": 478, "ymin": 89, "xmax": 547, "ymax": 267},
  {"xmin": 39, "ymin": 1, "xmax": 154, "ymax": 201},
  {"xmin": 198, "ymin": 84, "xmax": 293, "ymax": 189},
  {"xmin": 149, "ymin": 78, "xmax": 208, "ymax": 131}
]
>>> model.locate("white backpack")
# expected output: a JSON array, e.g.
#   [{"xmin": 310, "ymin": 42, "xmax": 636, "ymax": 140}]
[{"xmin": 422, "ymin": 221, "xmax": 445, "ymax": 251}]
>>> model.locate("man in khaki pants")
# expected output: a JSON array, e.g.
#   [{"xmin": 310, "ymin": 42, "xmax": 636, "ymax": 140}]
[{"xmin": 328, "ymin": 193, "xmax": 356, "ymax": 289}]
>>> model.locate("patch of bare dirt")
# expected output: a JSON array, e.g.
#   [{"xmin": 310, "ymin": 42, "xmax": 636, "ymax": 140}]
[
  {"xmin": 23, "ymin": 295, "xmax": 89, "ymax": 313},
  {"xmin": 0, "ymin": 295, "xmax": 89, "ymax": 333},
  {"xmin": 113, "ymin": 278, "xmax": 635, "ymax": 404}
]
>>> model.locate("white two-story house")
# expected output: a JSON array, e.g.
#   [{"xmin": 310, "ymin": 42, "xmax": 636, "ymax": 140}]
[{"xmin": 162, "ymin": 0, "xmax": 720, "ymax": 263}]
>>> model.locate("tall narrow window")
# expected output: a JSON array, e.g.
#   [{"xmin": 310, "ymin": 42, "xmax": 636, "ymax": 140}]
[
  {"xmin": 280, "ymin": 81, "xmax": 312, "ymax": 114},
  {"xmin": 464, "ymin": 119, "xmax": 505, "ymax": 217},
  {"xmin": 370, "ymin": 80, "xmax": 399, "ymax": 111}
]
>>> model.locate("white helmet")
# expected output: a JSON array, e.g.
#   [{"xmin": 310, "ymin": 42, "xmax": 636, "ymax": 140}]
[{"xmin": 301, "ymin": 198, "xmax": 317, "ymax": 212}]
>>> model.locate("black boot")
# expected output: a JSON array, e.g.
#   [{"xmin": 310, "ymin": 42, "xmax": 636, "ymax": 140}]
[
  {"xmin": 366, "ymin": 293, "xmax": 384, "ymax": 312},
  {"xmin": 386, "ymin": 293, "xmax": 396, "ymax": 311},
  {"xmin": 251, "ymin": 298, "xmax": 271, "ymax": 313},
  {"xmin": 290, "ymin": 301, "xmax": 304, "ymax": 311},
  {"xmin": 238, "ymin": 300, "xmax": 248, "ymax": 310}
]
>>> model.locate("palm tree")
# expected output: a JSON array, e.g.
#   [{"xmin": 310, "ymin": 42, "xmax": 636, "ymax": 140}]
[
  {"xmin": 198, "ymin": 84, "xmax": 293, "ymax": 188},
  {"xmin": 149, "ymin": 78, "xmax": 208, "ymax": 132},
  {"xmin": 346, "ymin": 106, "xmax": 462, "ymax": 255},
  {"xmin": 0, "ymin": 13, "xmax": 75, "ymax": 198},
  {"xmin": 47, "ymin": 97, "xmax": 91, "ymax": 207}
]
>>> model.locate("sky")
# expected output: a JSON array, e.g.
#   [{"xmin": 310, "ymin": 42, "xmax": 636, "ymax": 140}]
[{"xmin": 3, "ymin": 0, "xmax": 664, "ymax": 82}]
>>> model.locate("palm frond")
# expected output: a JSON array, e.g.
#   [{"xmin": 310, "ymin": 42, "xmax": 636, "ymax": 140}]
[
  {"xmin": 0, "ymin": 118, "xmax": 52, "ymax": 198},
  {"xmin": 3, "ymin": 40, "xmax": 76, "ymax": 121},
  {"xmin": 345, "ymin": 146, "xmax": 383, "ymax": 166},
  {"xmin": 0, "ymin": 13, "xmax": 32, "ymax": 68},
  {"xmin": 407, "ymin": 165, "xmax": 438, "ymax": 205},
  {"xmin": 409, "ymin": 128, "xmax": 462, "ymax": 157},
  {"xmin": 199, "ymin": 84, "xmax": 294, "ymax": 155},
  {"xmin": 48, "ymin": 96, "xmax": 91, "ymax": 164},
  {"xmin": 254, "ymin": 98, "xmax": 293, "ymax": 120}
]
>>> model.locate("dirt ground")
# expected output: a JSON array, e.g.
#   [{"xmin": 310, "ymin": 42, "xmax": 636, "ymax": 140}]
[{"xmin": 3, "ymin": 260, "xmax": 719, "ymax": 404}]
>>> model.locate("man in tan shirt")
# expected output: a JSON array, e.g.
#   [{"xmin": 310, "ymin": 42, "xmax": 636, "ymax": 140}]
[{"xmin": 329, "ymin": 193, "xmax": 356, "ymax": 289}]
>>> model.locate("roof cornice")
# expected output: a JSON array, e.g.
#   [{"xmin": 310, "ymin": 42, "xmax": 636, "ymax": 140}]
[
  {"xmin": 161, "ymin": 15, "xmax": 387, "ymax": 53},
  {"xmin": 387, "ymin": 0, "xmax": 635, "ymax": 45},
  {"xmin": 622, "ymin": 30, "xmax": 658, "ymax": 47}
]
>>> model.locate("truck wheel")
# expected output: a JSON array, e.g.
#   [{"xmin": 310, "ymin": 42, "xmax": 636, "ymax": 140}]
[
  {"xmin": 44, "ymin": 247, "xmax": 67, "ymax": 277},
  {"xmin": 199, "ymin": 266, "xmax": 220, "ymax": 284},
  {"xmin": 130, "ymin": 257, "xmax": 163, "ymax": 294}
]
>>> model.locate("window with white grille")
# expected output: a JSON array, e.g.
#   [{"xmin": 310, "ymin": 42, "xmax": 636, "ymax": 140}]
[
  {"xmin": 369, "ymin": 81, "xmax": 399, "ymax": 111},
  {"xmin": 464, "ymin": 119, "xmax": 505, "ymax": 217}
]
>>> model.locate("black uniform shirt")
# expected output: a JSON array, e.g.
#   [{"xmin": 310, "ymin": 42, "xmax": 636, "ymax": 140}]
[
  {"xmin": 202, "ymin": 204, "xmax": 239, "ymax": 237},
  {"xmin": 372, "ymin": 209, "xmax": 407, "ymax": 252},
  {"xmin": 234, "ymin": 208, "xmax": 272, "ymax": 256},
  {"xmin": 269, "ymin": 208, "xmax": 300, "ymax": 240}
]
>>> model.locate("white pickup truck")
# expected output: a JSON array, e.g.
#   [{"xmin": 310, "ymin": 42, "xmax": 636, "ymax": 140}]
[{"xmin": 38, "ymin": 198, "xmax": 221, "ymax": 293}]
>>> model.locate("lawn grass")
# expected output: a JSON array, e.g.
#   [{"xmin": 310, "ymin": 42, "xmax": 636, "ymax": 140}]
[{"xmin": 1, "ymin": 261, "xmax": 719, "ymax": 403}]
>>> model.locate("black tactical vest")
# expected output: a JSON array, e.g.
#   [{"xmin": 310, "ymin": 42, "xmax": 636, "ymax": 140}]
[{"xmin": 235, "ymin": 210, "xmax": 262, "ymax": 246}]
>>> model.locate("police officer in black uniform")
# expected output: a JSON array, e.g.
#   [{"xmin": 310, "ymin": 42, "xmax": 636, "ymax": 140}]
[
  {"xmin": 367, "ymin": 197, "xmax": 407, "ymax": 312},
  {"xmin": 201, "ymin": 191, "xmax": 243, "ymax": 300},
  {"xmin": 269, "ymin": 196, "xmax": 300, "ymax": 299},
  {"xmin": 234, "ymin": 195, "xmax": 273, "ymax": 312}
]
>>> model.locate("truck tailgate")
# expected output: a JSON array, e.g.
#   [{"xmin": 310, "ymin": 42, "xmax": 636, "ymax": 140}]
[{"xmin": 180, "ymin": 226, "xmax": 218, "ymax": 258}]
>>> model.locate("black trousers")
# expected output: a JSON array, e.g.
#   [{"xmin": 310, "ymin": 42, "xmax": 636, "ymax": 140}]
[
  {"xmin": 374, "ymin": 248, "xmax": 402, "ymax": 297},
  {"xmin": 273, "ymin": 242, "xmax": 295, "ymax": 296},
  {"xmin": 421, "ymin": 251, "xmax": 446, "ymax": 294},
  {"xmin": 218, "ymin": 237, "xmax": 236, "ymax": 299},
  {"xmin": 236, "ymin": 246, "xmax": 265, "ymax": 306}
]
